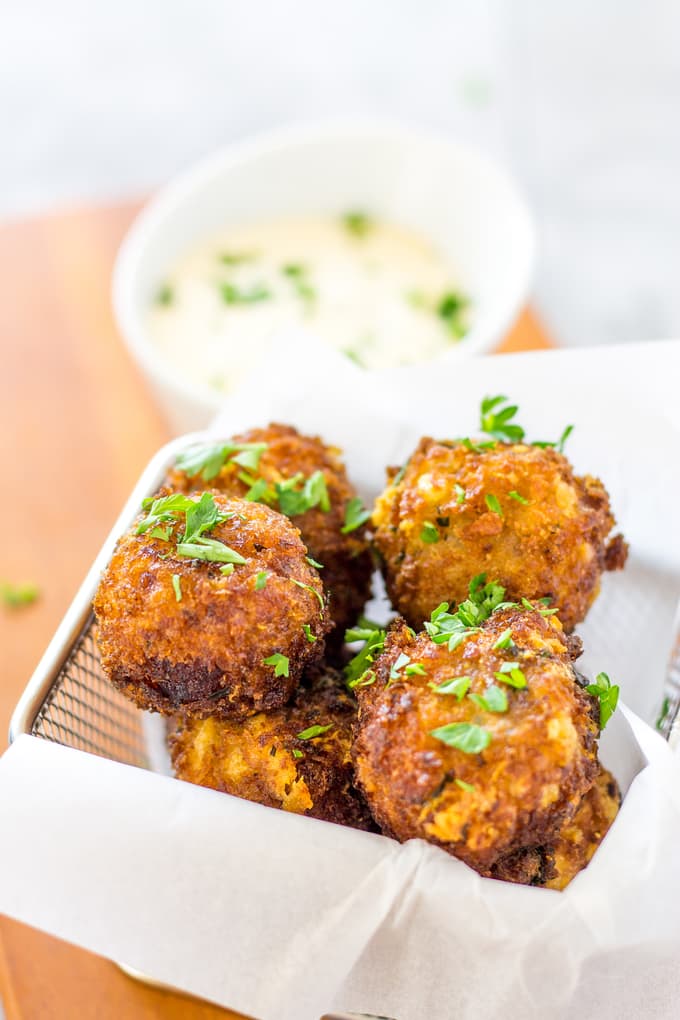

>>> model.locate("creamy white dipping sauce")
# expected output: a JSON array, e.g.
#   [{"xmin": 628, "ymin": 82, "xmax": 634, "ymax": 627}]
[{"xmin": 148, "ymin": 214, "xmax": 469, "ymax": 393}]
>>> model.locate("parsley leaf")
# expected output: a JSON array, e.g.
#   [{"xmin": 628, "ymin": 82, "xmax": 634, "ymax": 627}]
[
  {"xmin": 264, "ymin": 653, "xmax": 290, "ymax": 677},
  {"xmin": 171, "ymin": 574, "xmax": 182, "ymax": 602},
  {"xmin": 420, "ymin": 522, "xmax": 440, "ymax": 543},
  {"xmin": 455, "ymin": 778, "xmax": 475, "ymax": 793},
  {"xmin": 255, "ymin": 572, "xmax": 268, "ymax": 590},
  {"xmin": 220, "ymin": 282, "xmax": 270, "ymax": 304},
  {"xmin": 175, "ymin": 441, "xmax": 267, "ymax": 482},
  {"xmin": 0, "ymin": 581, "xmax": 39, "ymax": 609},
  {"xmin": 302, "ymin": 623, "xmax": 317, "ymax": 643},
  {"xmin": 468, "ymin": 684, "xmax": 507, "ymax": 713},
  {"xmin": 428, "ymin": 676, "xmax": 471, "ymax": 699},
  {"xmin": 342, "ymin": 497, "xmax": 371, "ymax": 534},
  {"xmin": 290, "ymin": 578, "xmax": 325, "ymax": 614},
  {"xmin": 429, "ymin": 722, "xmax": 491, "ymax": 754},
  {"xmin": 183, "ymin": 492, "xmax": 230, "ymax": 544},
  {"xmin": 176, "ymin": 538, "xmax": 247, "ymax": 564},
  {"xmin": 437, "ymin": 291, "xmax": 469, "ymax": 340},
  {"xmin": 494, "ymin": 663, "xmax": 527, "ymax": 689},
  {"xmin": 276, "ymin": 471, "xmax": 330, "ymax": 516},
  {"xmin": 455, "ymin": 484, "xmax": 466, "ymax": 505},
  {"xmin": 297, "ymin": 724, "xmax": 333, "ymax": 740},
  {"xmin": 508, "ymin": 490, "xmax": 530, "ymax": 505},
  {"xmin": 137, "ymin": 493, "xmax": 196, "ymax": 535},
  {"xmin": 342, "ymin": 211, "xmax": 373, "ymax": 238},
  {"xmin": 493, "ymin": 627, "xmax": 513, "ymax": 650},
  {"xmin": 344, "ymin": 618, "xmax": 387, "ymax": 689},
  {"xmin": 586, "ymin": 671, "xmax": 619, "ymax": 730},
  {"xmin": 485, "ymin": 493, "xmax": 503, "ymax": 517},
  {"xmin": 480, "ymin": 395, "xmax": 526, "ymax": 443}
]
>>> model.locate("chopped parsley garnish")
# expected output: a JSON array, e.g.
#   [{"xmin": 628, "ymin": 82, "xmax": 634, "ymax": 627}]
[
  {"xmin": 302, "ymin": 623, "xmax": 317, "ymax": 643},
  {"xmin": 494, "ymin": 663, "xmax": 527, "ymax": 689},
  {"xmin": 392, "ymin": 464, "xmax": 407, "ymax": 486},
  {"xmin": 171, "ymin": 574, "xmax": 182, "ymax": 602},
  {"xmin": 176, "ymin": 538, "xmax": 246, "ymax": 564},
  {"xmin": 455, "ymin": 778, "xmax": 475, "ymax": 793},
  {"xmin": 520, "ymin": 596, "xmax": 559, "ymax": 617},
  {"xmin": 255, "ymin": 572, "xmax": 268, "ymax": 590},
  {"xmin": 156, "ymin": 283, "xmax": 173, "ymax": 306},
  {"xmin": 175, "ymin": 441, "xmax": 268, "ymax": 481},
  {"xmin": 292, "ymin": 749, "xmax": 304, "ymax": 759},
  {"xmin": 493, "ymin": 628, "xmax": 514, "ymax": 650},
  {"xmin": 454, "ymin": 484, "xmax": 466, "ymax": 505},
  {"xmin": 509, "ymin": 490, "xmax": 529, "ymax": 505},
  {"xmin": 480, "ymin": 395, "xmax": 525, "ymax": 443},
  {"xmin": 388, "ymin": 652, "xmax": 414, "ymax": 682},
  {"xmin": 344, "ymin": 619, "xmax": 387, "ymax": 689},
  {"xmin": 281, "ymin": 263, "xmax": 316, "ymax": 303},
  {"xmin": 218, "ymin": 252, "xmax": 257, "ymax": 265},
  {"xmin": 429, "ymin": 722, "xmax": 491, "ymax": 754},
  {"xmin": 0, "ymin": 581, "xmax": 39, "ymax": 609},
  {"xmin": 425, "ymin": 575, "xmax": 513, "ymax": 654},
  {"xmin": 342, "ymin": 210, "xmax": 373, "ymax": 238},
  {"xmin": 264, "ymin": 653, "xmax": 290, "ymax": 677},
  {"xmin": 138, "ymin": 492, "xmax": 247, "ymax": 566},
  {"xmin": 437, "ymin": 291, "xmax": 469, "ymax": 340},
  {"xmin": 290, "ymin": 578, "xmax": 325, "ymax": 614},
  {"xmin": 220, "ymin": 282, "xmax": 270, "ymax": 304},
  {"xmin": 149, "ymin": 526, "xmax": 172, "ymax": 541},
  {"xmin": 296, "ymin": 724, "xmax": 333, "ymax": 740},
  {"xmin": 420, "ymin": 522, "xmax": 440, "ymax": 543},
  {"xmin": 305, "ymin": 556, "xmax": 324, "ymax": 570},
  {"xmin": 405, "ymin": 662, "xmax": 427, "ymax": 676},
  {"xmin": 485, "ymin": 493, "xmax": 503, "ymax": 517},
  {"xmin": 276, "ymin": 471, "xmax": 330, "ymax": 516},
  {"xmin": 657, "ymin": 696, "xmax": 671, "ymax": 732},
  {"xmin": 586, "ymin": 672, "xmax": 619, "ymax": 730},
  {"xmin": 468, "ymin": 684, "xmax": 507, "ymax": 713},
  {"xmin": 342, "ymin": 497, "xmax": 371, "ymax": 534},
  {"xmin": 428, "ymin": 676, "xmax": 471, "ymax": 699},
  {"xmin": 220, "ymin": 564, "xmax": 235, "ymax": 576}
]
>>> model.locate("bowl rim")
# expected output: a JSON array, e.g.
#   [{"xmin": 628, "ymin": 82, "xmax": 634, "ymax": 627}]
[{"xmin": 112, "ymin": 116, "xmax": 536, "ymax": 415}]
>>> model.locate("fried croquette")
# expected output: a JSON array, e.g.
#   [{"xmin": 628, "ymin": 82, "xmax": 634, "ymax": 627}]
[
  {"xmin": 545, "ymin": 765, "xmax": 621, "ymax": 890},
  {"xmin": 94, "ymin": 491, "xmax": 330, "ymax": 718},
  {"xmin": 372, "ymin": 437, "xmax": 627, "ymax": 632},
  {"xmin": 352, "ymin": 603, "xmax": 600, "ymax": 876},
  {"xmin": 168, "ymin": 668, "xmax": 375, "ymax": 830},
  {"xmin": 166, "ymin": 424, "xmax": 373, "ymax": 649}
]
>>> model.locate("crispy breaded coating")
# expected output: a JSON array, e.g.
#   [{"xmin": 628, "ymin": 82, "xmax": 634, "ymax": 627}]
[
  {"xmin": 372, "ymin": 438, "xmax": 627, "ymax": 632},
  {"xmin": 168, "ymin": 668, "xmax": 375, "ymax": 830},
  {"xmin": 167, "ymin": 424, "xmax": 373, "ymax": 649},
  {"xmin": 545, "ymin": 765, "xmax": 620, "ymax": 890},
  {"xmin": 93, "ymin": 493, "xmax": 330, "ymax": 718},
  {"xmin": 353, "ymin": 608, "xmax": 600, "ymax": 876}
]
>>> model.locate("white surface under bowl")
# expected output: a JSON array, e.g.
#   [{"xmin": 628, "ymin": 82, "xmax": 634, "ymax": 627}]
[{"xmin": 113, "ymin": 119, "xmax": 536, "ymax": 434}]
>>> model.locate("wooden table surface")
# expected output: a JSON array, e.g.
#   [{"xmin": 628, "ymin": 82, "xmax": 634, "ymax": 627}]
[{"xmin": 0, "ymin": 200, "xmax": 551, "ymax": 1020}]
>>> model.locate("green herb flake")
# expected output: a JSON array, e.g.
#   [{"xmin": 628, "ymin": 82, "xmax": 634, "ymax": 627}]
[
  {"xmin": 171, "ymin": 574, "xmax": 182, "ymax": 602},
  {"xmin": 149, "ymin": 526, "xmax": 172, "ymax": 541},
  {"xmin": 0, "ymin": 582, "xmax": 39, "ymax": 609},
  {"xmin": 468, "ymin": 684, "xmax": 508, "ymax": 713},
  {"xmin": 156, "ymin": 283, "xmax": 173, "ymax": 306},
  {"xmin": 290, "ymin": 578, "xmax": 325, "ymax": 614},
  {"xmin": 586, "ymin": 671, "xmax": 619, "ymax": 730},
  {"xmin": 493, "ymin": 628, "xmax": 514, "ymax": 650},
  {"xmin": 302, "ymin": 623, "xmax": 317, "ymax": 644},
  {"xmin": 520, "ymin": 596, "xmax": 559, "ymax": 617},
  {"xmin": 480, "ymin": 395, "xmax": 526, "ymax": 443},
  {"xmin": 218, "ymin": 252, "xmax": 257, "ymax": 265},
  {"xmin": 305, "ymin": 556, "xmax": 324, "ymax": 570},
  {"xmin": 255, "ymin": 572, "xmax": 268, "ymax": 590},
  {"xmin": 436, "ymin": 291, "xmax": 469, "ymax": 340},
  {"xmin": 220, "ymin": 281, "xmax": 270, "ymax": 304},
  {"xmin": 296, "ymin": 724, "xmax": 333, "ymax": 740},
  {"xmin": 420, "ymin": 522, "xmax": 440, "ymax": 544},
  {"xmin": 292, "ymin": 748, "xmax": 304, "ymax": 759},
  {"xmin": 176, "ymin": 538, "xmax": 246, "ymax": 565},
  {"xmin": 494, "ymin": 664, "xmax": 527, "ymax": 689},
  {"xmin": 508, "ymin": 490, "xmax": 530, "ymax": 505},
  {"xmin": 276, "ymin": 470, "xmax": 330, "ymax": 516},
  {"xmin": 393, "ymin": 464, "xmax": 407, "ymax": 486},
  {"xmin": 176, "ymin": 440, "xmax": 268, "ymax": 481},
  {"xmin": 220, "ymin": 564, "xmax": 235, "ymax": 576},
  {"xmin": 342, "ymin": 497, "xmax": 371, "ymax": 534},
  {"xmin": 429, "ymin": 722, "xmax": 491, "ymax": 754},
  {"xmin": 264, "ymin": 653, "xmax": 290, "ymax": 678},
  {"xmin": 657, "ymin": 696, "xmax": 671, "ymax": 732},
  {"xmin": 342, "ymin": 210, "xmax": 373, "ymax": 239},
  {"xmin": 428, "ymin": 676, "xmax": 471, "ymax": 700},
  {"xmin": 455, "ymin": 484, "xmax": 466, "ymax": 505},
  {"xmin": 485, "ymin": 493, "xmax": 503, "ymax": 517},
  {"xmin": 404, "ymin": 662, "xmax": 427, "ymax": 677},
  {"xmin": 344, "ymin": 619, "xmax": 387, "ymax": 689},
  {"xmin": 455, "ymin": 778, "xmax": 475, "ymax": 793}
]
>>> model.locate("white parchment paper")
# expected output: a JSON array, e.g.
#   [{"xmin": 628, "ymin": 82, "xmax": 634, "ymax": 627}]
[{"xmin": 1, "ymin": 340, "xmax": 680, "ymax": 1020}]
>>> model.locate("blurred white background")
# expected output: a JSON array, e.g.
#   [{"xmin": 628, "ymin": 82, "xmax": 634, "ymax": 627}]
[{"xmin": 1, "ymin": 0, "xmax": 679, "ymax": 348}]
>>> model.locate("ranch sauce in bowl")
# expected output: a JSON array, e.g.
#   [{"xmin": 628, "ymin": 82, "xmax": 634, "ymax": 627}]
[{"xmin": 148, "ymin": 213, "xmax": 470, "ymax": 394}]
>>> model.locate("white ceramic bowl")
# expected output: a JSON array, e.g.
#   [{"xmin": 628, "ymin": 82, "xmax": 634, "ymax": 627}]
[{"xmin": 113, "ymin": 119, "xmax": 536, "ymax": 434}]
